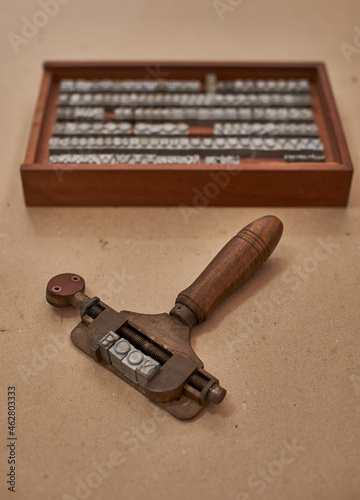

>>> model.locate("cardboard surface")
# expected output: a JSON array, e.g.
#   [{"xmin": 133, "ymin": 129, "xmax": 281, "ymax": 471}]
[{"xmin": 1, "ymin": 1, "xmax": 360, "ymax": 499}]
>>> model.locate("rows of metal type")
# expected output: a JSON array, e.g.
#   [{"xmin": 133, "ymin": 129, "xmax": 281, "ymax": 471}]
[
  {"xmin": 283, "ymin": 154, "xmax": 326, "ymax": 162},
  {"xmin": 52, "ymin": 121, "xmax": 320, "ymax": 137},
  {"xmin": 216, "ymin": 79, "xmax": 310, "ymax": 93},
  {"xmin": 60, "ymin": 79, "xmax": 202, "ymax": 93},
  {"xmin": 213, "ymin": 122, "xmax": 319, "ymax": 137},
  {"xmin": 49, "ymin": 136, "xmax": 324, "ymax": 154},
  {"xmin": 49, "ymin": 154, "xmax": 241, "ymax": 164},
  {"xmin": 57, "ymin": 92, "xmax": 312, "ymax": 107},
  {"xmin": 49, "ymin": 76, "xmax": 325, "ymax": 164},
  {"xmin": 57, "ymin": 106, "xmax": 315, "ymax": 122},
  {"xmin": 50, "ymin": 153, "xmax": 326, "ymax": 164},
  {"xmin": 59, "ymin": 78, "xmax": 310, "ymax": 94},
  {"xmin": 52, "ymin": 121, "xmax": 188, "ymax": 136},
  {"xmin": 117, "ymin": 107, "xmax": 315, "ymax": 121}
]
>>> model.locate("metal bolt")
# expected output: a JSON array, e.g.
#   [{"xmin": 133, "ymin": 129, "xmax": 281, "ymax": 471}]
[{"xmin": 207, "ymin": 384, "xmax": 227, "ymax": 405}]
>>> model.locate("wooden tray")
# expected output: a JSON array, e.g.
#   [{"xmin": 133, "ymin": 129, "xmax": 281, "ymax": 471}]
[{"xmin": 21, "ymin": 61, "xmax": 353, "ymax": 206}]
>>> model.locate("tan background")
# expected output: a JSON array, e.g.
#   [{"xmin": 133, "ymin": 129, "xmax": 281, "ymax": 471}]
[{"xmin": 1, "ymin": 1, "xmax": 360, "ymax": 499}]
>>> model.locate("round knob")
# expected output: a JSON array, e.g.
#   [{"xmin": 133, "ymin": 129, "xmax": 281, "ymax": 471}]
[{"xmin": 46, "ymin": 273, "xmax": 85, "ymax": 308}]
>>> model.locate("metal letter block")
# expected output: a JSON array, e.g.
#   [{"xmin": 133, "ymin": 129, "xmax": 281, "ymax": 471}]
[
  {"xmin": 136, "ymin": 356, "xmax": 160, "ymax": 385},
  {"xmin": 121, "ymin": 349, "xmax": 145, "ymax": 383},
  {"xmin": 108, "ymin": 337, "xmax": 160, "ymax": 385},
  {"xmin": 204, "ymin": 155, "xmax": 240, "ymax": 164},
  {"xmin": 284, "ymin": 153, "xmax": 326, "ymax": 162},
  {"xmin": 205, "ymin": 73, "xmax": 217, "ymax": 94},
  {"xmin": 109, "ymin": 338, "xmax": 132, "ymax": 373},
  {"xmin": 98, "ymin": 331, "xmax": 120, "ymax": 363},
  {"xmin": 114, "ymin": 108, "xmax": 133, "ymax": 120}
]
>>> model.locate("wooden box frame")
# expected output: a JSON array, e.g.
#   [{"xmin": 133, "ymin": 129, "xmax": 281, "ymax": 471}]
[{"xmin": 21, "ymin": 61, "xmax": 353, "ymax": 206}]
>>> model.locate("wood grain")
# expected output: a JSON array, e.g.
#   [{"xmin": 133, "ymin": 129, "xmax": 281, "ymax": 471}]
[{"xmin": 175, "ymin": 215, "xmax": 283, "ymax": 323}]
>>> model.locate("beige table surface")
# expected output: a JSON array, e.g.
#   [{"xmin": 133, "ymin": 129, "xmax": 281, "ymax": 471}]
[{"xmin": 1, "ymin": 1, "xmax": 360, "ymax": 499}]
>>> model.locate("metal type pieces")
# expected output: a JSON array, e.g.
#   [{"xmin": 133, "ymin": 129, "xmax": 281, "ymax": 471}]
[
  {"xmin": 98, "ymin": 331, "xmax": 120, "ymax": 363},
  {"xmin": 113, "ymin": 108, "xmax": 133, "ymax": 120},
  {"xmin": 58, "ymin": 92, "xmax": 312, "ymax": 108},
  {"xmin": 130, "ymin": 107, "xmax": 314, "ymax": 122},
  {"xmin": 53, "ymin": 77, "xmax": 321, "ymax": 164},
  {"xmin": 217, "ymin": 78, "xmax": 310, "ymax": 93},
  {"xmin": 59, "ymin": 77, "xmax": 309, "ymax": 94},
  {"xmin": 134, "ymin": 122, "xmax": 189, "ymax": 135},
  {"xmin": 108, "ymin": 337, "xmax": 160, "ymax": 384},
  {"xmin": 213, "ymin": 122, "xmax": 319, "ymax": 137},
  {"xmin": 53, "ymin": 121, "xmax": 132, "ymax": 136},
  {"xmin": 56, "ymin": 107, "xmax": 105, "ymax": 121},
  {"xmin": 204, "ymin": 155, "xmax": 240, "ymax": 164},
  {"xmin": 284, "ymin": 154, "xmax": 326, "ymax": 162},
  {"xmin": 49, "ymin": 154, "xmax": 241, "ymax": 164},
  {"xmin": 59, "ymin": 78, "xmax": 201, "ymax": 93},
  {"xmin": 49, "ymin": 135, "xmax": 324, "ymax": 154},
  {"xmin": 49, "ymin": 154, "xmax": 202, "ymax": 164},
  {"xmin": 205, "ymin": 73, "xmax": 218, "ymax": 94}
]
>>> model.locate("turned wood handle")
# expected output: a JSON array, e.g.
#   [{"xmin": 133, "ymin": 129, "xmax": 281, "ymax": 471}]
[{"xmin": 175, "ymin": 215, "xmax": 283, "ymax": 324}]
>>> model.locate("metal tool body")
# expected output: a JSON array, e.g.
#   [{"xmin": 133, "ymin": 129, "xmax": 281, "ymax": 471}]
[{"xmin": 46, "ymin": 216, "xmax": 283, "ymax": 419}]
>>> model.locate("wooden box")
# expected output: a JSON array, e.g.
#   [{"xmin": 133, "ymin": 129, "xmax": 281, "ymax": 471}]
[{"xmin": 21, "ymin": 61, "xmax": 353, "ymax": 206}]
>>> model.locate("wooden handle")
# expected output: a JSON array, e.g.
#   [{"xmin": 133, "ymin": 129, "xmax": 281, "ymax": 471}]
[{"xmin": 175, "ymin": 215, "xmax": 283, "ymax": 324}]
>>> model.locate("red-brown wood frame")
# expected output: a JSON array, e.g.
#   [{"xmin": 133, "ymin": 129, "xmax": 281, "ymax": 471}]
[{"xmin": 21, "ymin": 61, "xmax": 353, "ymax": 206}]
